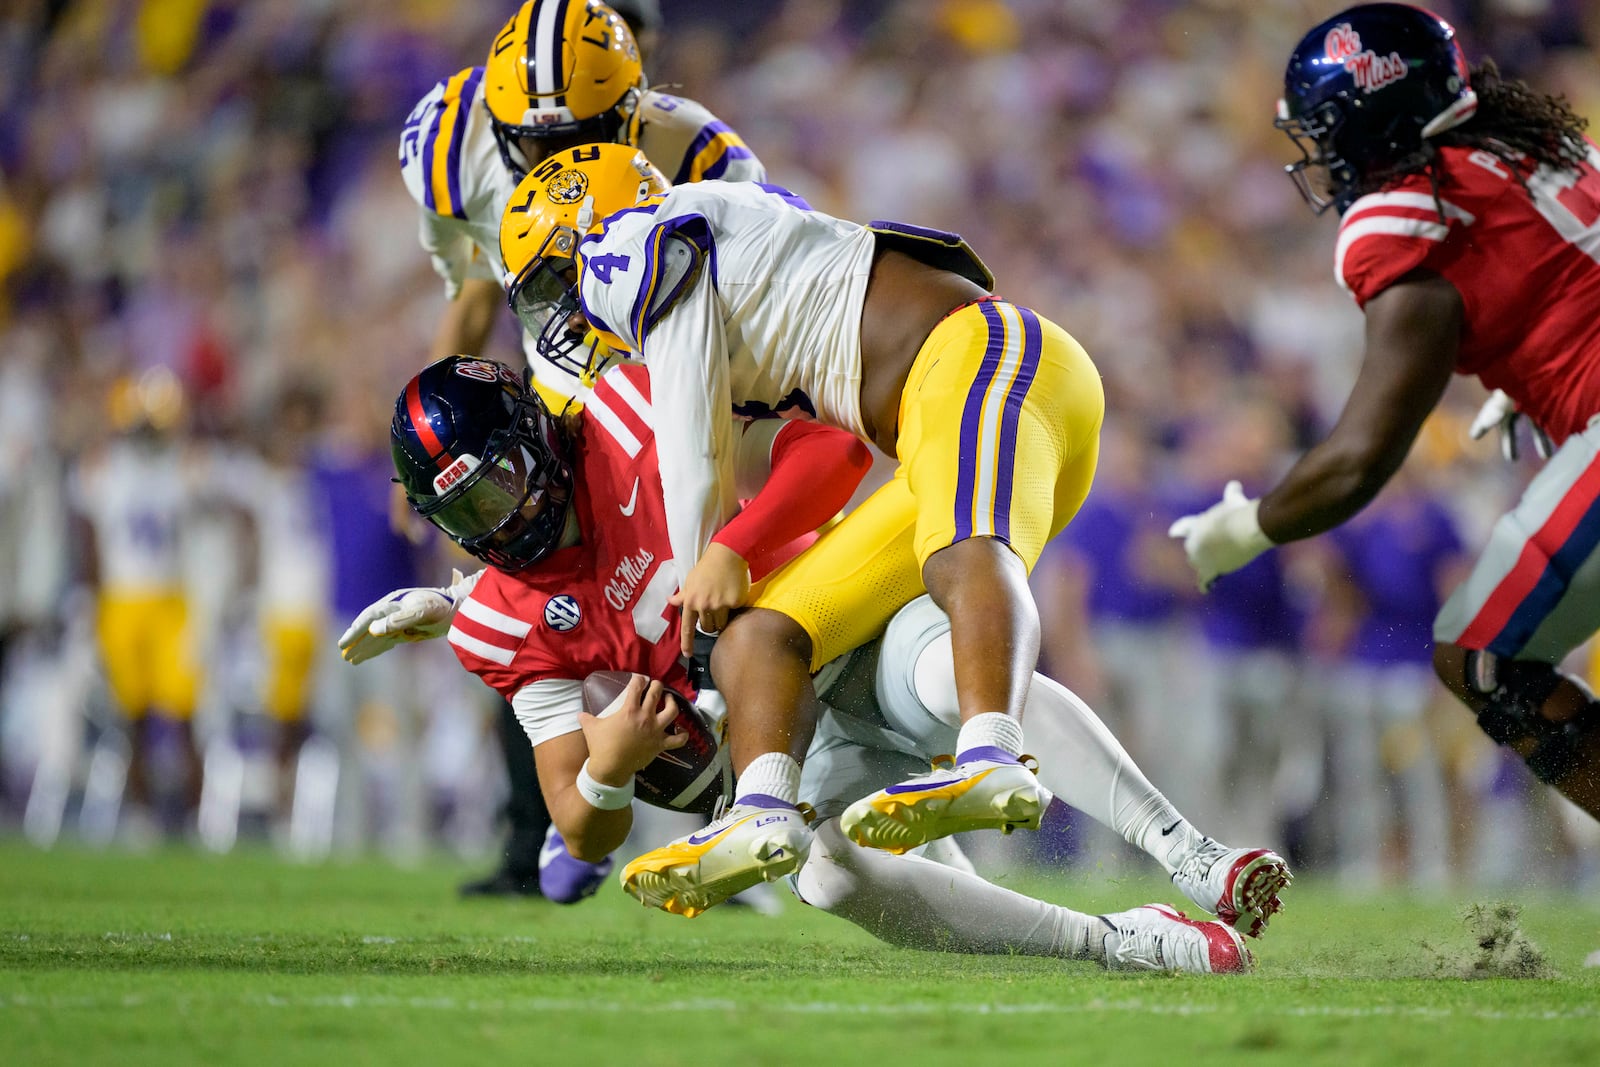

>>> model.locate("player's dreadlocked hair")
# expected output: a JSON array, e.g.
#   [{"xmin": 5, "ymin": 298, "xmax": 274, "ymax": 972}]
[{"xmin": 1355, "ymin": 61, "xmax": 1591, "ymax": 204}]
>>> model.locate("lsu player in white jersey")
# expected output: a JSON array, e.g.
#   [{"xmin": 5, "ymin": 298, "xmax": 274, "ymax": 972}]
[
  {"xmin": 398, "ymin": 0, "xmax": 763, "ymax": 407},
  {"xmin": 68, "ymin": 370, "xmax": 204, "ymax": 835},
  {"xmin": 498, "ymin": 148, "xmax": 1291, "ymax": 920}
]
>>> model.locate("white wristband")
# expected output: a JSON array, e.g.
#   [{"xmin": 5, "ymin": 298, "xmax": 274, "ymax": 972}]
[{"xmin": 576, "ymin": 760, "xmax": 635, "ymax": 810}]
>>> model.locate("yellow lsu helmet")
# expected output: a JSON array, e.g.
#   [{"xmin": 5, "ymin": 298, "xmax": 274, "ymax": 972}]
[
  {"xmin": 484, "ymin": 0, "xmax": 646, "ymax": 179},
  {"xmin": 109, "ymin": 366, "xmax": 186, "ymax": 436},
  {"xmin": 501, "ymin": 142, "xmax": 669, "ymax": 382}
]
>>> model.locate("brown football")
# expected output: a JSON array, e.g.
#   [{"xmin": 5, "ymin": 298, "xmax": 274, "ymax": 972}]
[{"xmin": 581, "ymin": 671, "xmax": 725, "ymax": 815}]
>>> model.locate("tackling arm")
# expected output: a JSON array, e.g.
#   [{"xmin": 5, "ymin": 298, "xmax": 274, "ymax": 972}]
[
  {"xmin": 1257, "ymin": 271, "xmax": 1462, "ymax": 541},
  {"xmin": 1170, "ymin": 271, "xmax": 1462, "ymax": 590},
  {"xmin": 715, "ymin": 420, "xmax": 873, "ymax": 581},
  {"xmin": 632, "ymin": 228, "xmax": 739, "ymax": 590},
  {"xmin": 671, "ymin": 418, "xmax": 873, "ymax": 651}
]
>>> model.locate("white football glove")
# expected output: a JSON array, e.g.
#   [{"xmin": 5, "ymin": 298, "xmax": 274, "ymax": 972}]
[
  {"xmin": 1469, "ymin": 388, "xmax": 1551, "ymax": 462},
  {"xmin": 1167, "ymin": 481, "xmax": 1276, "ymax": 593},
  {"xmin": 337, "ymin": 569, "xmax": 483, "ymax": 664}
]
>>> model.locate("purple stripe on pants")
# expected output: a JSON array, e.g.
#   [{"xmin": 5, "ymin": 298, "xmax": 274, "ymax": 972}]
[
  {"xmin": 990, "ymin": 306, "xmax": 1043, "ymax": 542},
  {"xmin": 953, "ymin": 301, "xmax": 1010, "ymax": 542}
]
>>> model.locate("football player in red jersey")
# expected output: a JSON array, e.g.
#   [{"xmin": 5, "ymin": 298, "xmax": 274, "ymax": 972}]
[
  {"xmin": 1170, "ymin": 3, "xmax": 1600, "ymax": 818},
  {"xmin": 341, "ymin": 354, "xmax": 863, "ymax": 900},
  {"xmin": 341, "ymin": 357, "xmax": 1280, "ymax": 973}
]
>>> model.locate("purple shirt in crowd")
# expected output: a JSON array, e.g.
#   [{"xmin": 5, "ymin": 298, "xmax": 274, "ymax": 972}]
[
  {"xmin": 308, "ymin": 445, "xmax": 425, "ymax": 618},
  {"xmin": 1165, "ymin": 486, "xmax": 1303, "ymax": 652},
  {"xmin": 1329, "ymin": 495, "xmax": 1464, "ymax": 666},
  {"xmin": 1052, "ymin": 491, "xmax": 1179, "ymax": 625}
]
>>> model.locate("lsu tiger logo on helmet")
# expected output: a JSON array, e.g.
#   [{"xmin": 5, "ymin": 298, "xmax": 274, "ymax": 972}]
[
  {"xmin": 547, "ymin": 169, "xmax": 590, "ymax": 205},
  {"xmin": 483, "ymin": 0, "xmax": 647, "ymax": 178},
  {"xmin": 500, "ymin": 144, "xmax": 668, "ymax": 384}
]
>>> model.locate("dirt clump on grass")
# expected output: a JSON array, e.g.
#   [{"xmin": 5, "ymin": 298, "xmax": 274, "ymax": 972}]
[{"xmin": 1425, "ymin": 901, "xmax": 1556, "ymax": 980}]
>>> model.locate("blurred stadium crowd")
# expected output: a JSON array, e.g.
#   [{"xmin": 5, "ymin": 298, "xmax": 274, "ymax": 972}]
[{"xmin": 2, "ymin": 0, "xmax": 1598, "ymax": 890}]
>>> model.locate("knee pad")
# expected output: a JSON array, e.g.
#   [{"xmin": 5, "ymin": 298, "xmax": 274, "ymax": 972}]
[{"xmin": 1463, "ymin": 651, "xmax": 1596, "ymax": 784}]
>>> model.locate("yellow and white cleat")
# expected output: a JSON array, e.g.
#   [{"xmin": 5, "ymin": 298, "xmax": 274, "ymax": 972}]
[
  {"xmin": 839, "ymin": 750, "xmax": 1052, "ymax": 855},
  {"xmin": 620, "ymin": 798, "xmax": 812, "ymax": 918}
]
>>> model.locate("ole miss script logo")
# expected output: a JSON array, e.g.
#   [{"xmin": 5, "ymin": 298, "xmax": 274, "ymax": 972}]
[{"xmin": 1324, "ymin": 23, "xmax": 1408, "ymax": 94}]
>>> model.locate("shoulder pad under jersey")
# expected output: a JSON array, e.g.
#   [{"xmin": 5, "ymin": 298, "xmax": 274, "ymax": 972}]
[{"xmin": 866, "ymin": 221, "xmax": 995, "ymax": 291}]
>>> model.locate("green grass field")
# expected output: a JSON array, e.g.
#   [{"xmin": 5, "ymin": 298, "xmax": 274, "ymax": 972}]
[{"xmin": 3, "ymin": 840, "xmax": 1598, "ymax": 1066}]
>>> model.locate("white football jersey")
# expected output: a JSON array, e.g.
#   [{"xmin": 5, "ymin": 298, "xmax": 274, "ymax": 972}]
[
  {"xmin": 398, "ymin": 68, "xmax": 765, "ymax": 399},
  {"xmin": 69, "ymin": 439, "xmax": 191, "ymax": 593},
  {"xmin": 575, "ymin": 180, "xmax": 878, "ymax": 588},
  {"xmin": 250, "ymin": 460, "xmax": 331, "ymax": 616}
]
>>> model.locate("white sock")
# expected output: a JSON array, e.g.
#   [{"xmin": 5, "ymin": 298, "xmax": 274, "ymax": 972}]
[
  {"xmin": 735, "ymin": 753, "xmax": 801, "ymax": 806},
  {"xmin": 794, "ymin": 820, "xmax": 1102, "ymax": 959},
  {"xmin": 1019, "ymin": 674, "xmax": 1204, "ymax": 873},
  {"xmin": 955, "ymin": 712, "xmax": 1024, "ymax": 760},
  {"xmin": 910, "ymin": 633, "xmax": 1206, "ymax": 872}
]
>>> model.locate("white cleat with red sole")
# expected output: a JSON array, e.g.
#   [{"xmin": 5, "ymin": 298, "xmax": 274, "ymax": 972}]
[
  {"xmin": 1100, "ymin": 903, "xmax": 1254, "ymax": 974},
  {"xmin": 1170, "ymin": 837, "xmax": 1292, "ymax": 938}
]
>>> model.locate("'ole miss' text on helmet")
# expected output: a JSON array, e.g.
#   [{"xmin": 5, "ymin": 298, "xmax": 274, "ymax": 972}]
[{"xmin": 1276, "ymin": 3, "xmax": 1478, "ymax": 214}]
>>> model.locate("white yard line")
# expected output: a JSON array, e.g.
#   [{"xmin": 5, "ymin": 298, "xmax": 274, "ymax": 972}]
[{"xmin": 3, "ymin": 993, "xmax": 1596, "ymax": 1023}]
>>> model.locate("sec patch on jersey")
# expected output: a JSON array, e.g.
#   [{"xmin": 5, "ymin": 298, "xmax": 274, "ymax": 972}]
[{"xmin": 582, "ymin": 671, "xmax": 726, "ymax": 815}]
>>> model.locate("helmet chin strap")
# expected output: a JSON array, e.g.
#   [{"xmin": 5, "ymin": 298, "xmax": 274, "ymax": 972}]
[{"xmin": 575, "ymin": 195, "xmax": 595, "ymax": 232}]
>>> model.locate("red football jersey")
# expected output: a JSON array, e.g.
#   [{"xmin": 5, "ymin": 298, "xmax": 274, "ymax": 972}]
[
  {"xmin": 446, "ymin": 364, "xmax": 694, "ymax": 703},
  {"xmin": 1335, "ymin": 142, "xmax": 1600, "ymax": 444}
]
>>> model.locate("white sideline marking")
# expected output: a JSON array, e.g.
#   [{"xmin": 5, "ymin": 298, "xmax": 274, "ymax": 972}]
[{"xmin": 2, "ymin": 993, "xmax": 1596, "ymax": 1023}]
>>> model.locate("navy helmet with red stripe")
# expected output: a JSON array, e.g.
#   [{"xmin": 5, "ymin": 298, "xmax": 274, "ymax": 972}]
[
  {"xmin": 1276, "ymin": 4, "xmax": 1477, "ymax": 214},
  {"xmin": 391, "ymin": 356, "xmax": 574, "ymax": 570}
]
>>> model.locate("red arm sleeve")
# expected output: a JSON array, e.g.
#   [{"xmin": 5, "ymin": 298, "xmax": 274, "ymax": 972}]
[{"xmin": 712, "ymin": 421, "xmax": 872, "ymax": 580}]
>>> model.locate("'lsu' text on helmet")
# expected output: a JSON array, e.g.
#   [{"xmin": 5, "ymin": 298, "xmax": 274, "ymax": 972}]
[
  {"xmin": 1275, "ymin": 3, "xmax": 1477, "ymax": 214},
  {"xmin": 500, "ymin": 143, "xmax": 669, "ymax": 381},
  {"xmin": 484, "ymin": 0, "xmax": 645, "ymax": 179},
  {"xmin": 391, "ymin": 356, "xmax": 575, "ymax": 571}
]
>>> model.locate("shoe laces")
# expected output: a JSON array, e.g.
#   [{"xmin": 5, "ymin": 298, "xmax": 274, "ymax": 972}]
[
  {"xmin": 710, "ymin": 796, "xmax": 812, "ymax": 826},
  {"xmin": 1172, "ymin": 836, "xmax": 1227, "ymax": 886},
  {"xmin": 1109, "ymin": 924, "xmax": 1167, "ymax": 970},
  {"xmin": 930, "ymin": 753, "xmax": 1041, "ymax": 773}
]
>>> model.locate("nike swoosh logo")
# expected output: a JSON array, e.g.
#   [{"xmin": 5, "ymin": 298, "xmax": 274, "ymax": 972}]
[
  {"xmin": 619, "ymin": 478, "xmax": 640, "ymax": 517},
  {"xmin": 686, "ymin": 825, "xmax": 732, "ymax": 847},
  {"xmin": 1160, "ymin": 820, "xmax": 1183, "ymax": 836},
  {"xmin": 884, "ymin": 776, "xmax": 969, "ymax": 796}
]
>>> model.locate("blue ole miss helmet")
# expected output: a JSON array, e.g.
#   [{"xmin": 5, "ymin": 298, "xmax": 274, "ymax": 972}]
[
  {"xmin": 391, "ymin": 356, "xmax": 574, "ymax": 570},
  {"xmin": 1276, "ymin": 4, "xmax": 1478, "ymax": 214}
]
